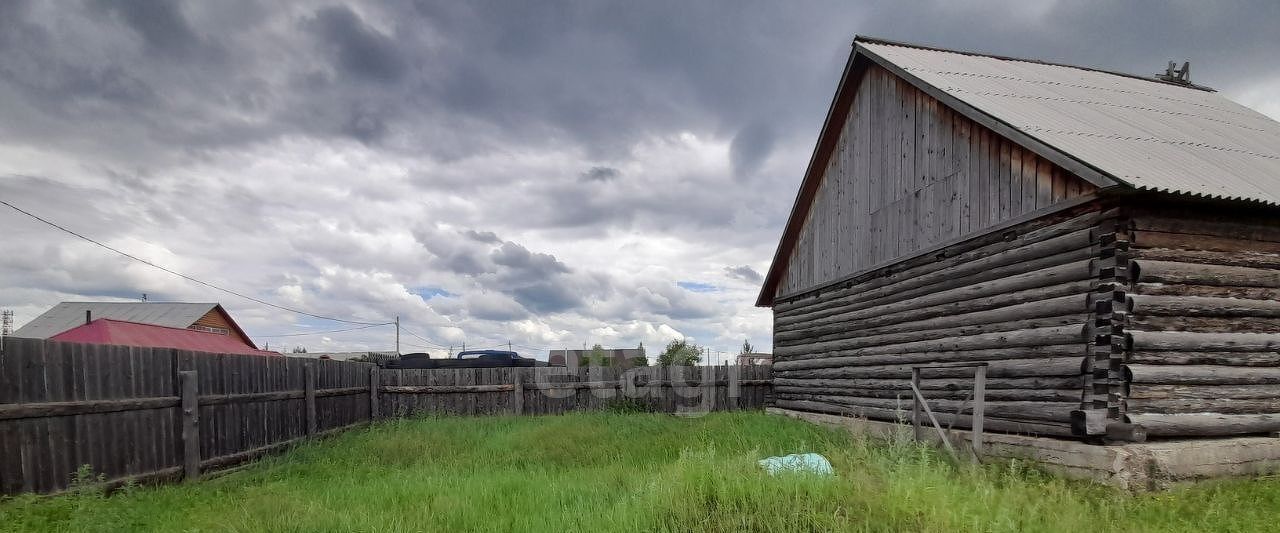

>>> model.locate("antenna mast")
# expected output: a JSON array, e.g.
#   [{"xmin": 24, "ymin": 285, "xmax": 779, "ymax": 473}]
[{"xmin": 1156, "ymin": 60, "xmax": 1192, "ymax": 84}]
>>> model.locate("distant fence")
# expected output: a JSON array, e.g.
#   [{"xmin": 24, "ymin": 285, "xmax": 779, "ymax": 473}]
[
  {"xmin": 0, "ymin": 338, "xmax": 771, "ymax": 495},
  {"xmin": 381, "ymin": 365, "xmax": 771, "ymax": 418}
]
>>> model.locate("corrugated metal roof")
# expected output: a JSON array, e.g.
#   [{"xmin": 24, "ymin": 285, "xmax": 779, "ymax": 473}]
[
  {"xmin": 858, "ymin": 39, "xmax": 1280, "ymax": 204},
  {"xmin": 12, "ymin": 302, "xmax": 217, "ymax": 339},
  {"xmin": 50, "ymin": 319, "xmax": 278, "ymax": 356}
]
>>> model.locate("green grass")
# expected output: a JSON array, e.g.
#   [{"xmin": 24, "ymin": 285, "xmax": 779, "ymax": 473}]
[{"xmin": 3, "ymin": 411, "xmax": 1280, "ymax": 532}]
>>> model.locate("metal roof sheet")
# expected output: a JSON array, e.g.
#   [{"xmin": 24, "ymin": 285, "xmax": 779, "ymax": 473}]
[
  {"xmin": 12, "ymin": 302, "xmax": 218, "ymax": 339},
  {"xmin": 50, "ymin": 319, "xmax": 278, "ymax": 356},
  {"xmin": 859, "ymin": 40, "xmax": 1280, "ymax": 204}
]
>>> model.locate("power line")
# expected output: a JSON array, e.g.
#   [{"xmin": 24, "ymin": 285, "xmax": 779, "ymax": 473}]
[
  {"xmin": 1, "ymin": 199, "xmax": 386, "ymax": 325},
  {"xmin": 400, "ymin": 327, "xmax": 547, "ymax": 354},
  {"xmin": 257, "ymin": 322, "xmax": 393, "ymax": 338},
  {"xmin": 400, "ymin": 327, "xmax": 452, "ymax": 349}
]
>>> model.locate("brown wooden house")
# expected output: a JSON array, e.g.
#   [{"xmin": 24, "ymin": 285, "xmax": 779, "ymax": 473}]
[
  {"xmin": 13, "ymin": 302, "xmax": 268, "ymax": 354},
  {"xmin": 758, "ymin": 37, "xmax": 1280, "ymax": 440}
]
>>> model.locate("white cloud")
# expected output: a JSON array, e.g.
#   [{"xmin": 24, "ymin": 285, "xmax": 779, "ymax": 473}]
[{"xmin": 3, "ymin": 0, "xmax": 1277, "ymax": 359}]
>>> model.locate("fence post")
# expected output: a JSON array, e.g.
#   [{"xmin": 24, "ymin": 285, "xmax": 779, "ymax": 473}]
[
  {"xmin": 179, "ymin": 370, "xmax": 200, "ymax": 481},
  {"xmin": 911, "ymin": 367, "xmax": 922, "ymax": 441},
  {"xmin": 729, "ymin": 365, "xmax": 741, "ymax": 411},
  {"xmin": 304, "ymin": 364, "xmax": 317, "ymax": 436},
  {"xmin": 702, "ymin": 366, "xmax": 715, "ymax": 412},
  {"xmin": 369, "ymin": 366, "xmax": 380, "ymax": 421},
  {"xmin": 512, "ymin": 370, "xmax": 524, "ymax": 415}
]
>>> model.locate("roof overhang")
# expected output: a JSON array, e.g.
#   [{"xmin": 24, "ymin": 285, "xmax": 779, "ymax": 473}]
[{"xmin": 211, "ymin": 304, "xmax": 260, "ymax": 349}]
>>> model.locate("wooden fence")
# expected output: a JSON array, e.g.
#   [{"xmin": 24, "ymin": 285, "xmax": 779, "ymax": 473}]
[{"xmin": 0, "ymin": 338, "xmax": 771, "ymax": 495}]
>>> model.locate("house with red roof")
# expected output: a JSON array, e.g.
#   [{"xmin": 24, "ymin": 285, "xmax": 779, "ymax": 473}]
[{"xmin": 12, "ymin": 302, "xmax": 277, "ymax": 356}]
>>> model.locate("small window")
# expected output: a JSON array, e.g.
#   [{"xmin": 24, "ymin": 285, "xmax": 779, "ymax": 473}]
[{"xmin": 189, "ymin": 325, "xmax": 229, "ymax": 335}]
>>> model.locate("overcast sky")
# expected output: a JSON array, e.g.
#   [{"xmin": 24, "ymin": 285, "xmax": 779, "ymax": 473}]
[{"xmin": 2, "ymin": 0, "xmax": 1278, "ymax": 359}]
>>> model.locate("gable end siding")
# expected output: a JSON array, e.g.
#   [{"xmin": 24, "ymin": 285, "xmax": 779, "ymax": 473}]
[
  {"xmin": 776, "ymin": 64, "xmax": 1097, "ymax": 299},
  {"xmin": 190, "ymin": 308, "xmax": 252, "ymax": 346}
]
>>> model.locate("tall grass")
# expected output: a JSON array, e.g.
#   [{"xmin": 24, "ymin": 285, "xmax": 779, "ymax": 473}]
[{"xmin": 3, "ymin": 412, "xmax": 1280, "ymax": 532}]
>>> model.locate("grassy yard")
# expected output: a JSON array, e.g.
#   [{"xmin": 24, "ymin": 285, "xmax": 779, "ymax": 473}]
[{"xmin": 3, "ymin": 411, "xmax": 1280, "ymax": 532}]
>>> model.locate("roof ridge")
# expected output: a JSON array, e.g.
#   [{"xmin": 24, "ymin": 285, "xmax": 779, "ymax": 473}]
[
  {"xmin": 853, "ymin": 35, "xmax": 1216, "ymax": 92},
  {"xmin": 60, "ymin": 301, "xmax": 218, "ymax": 305},
  {"xmin": 90, "ymin": 317, "xmax": 215, "ymax": 333}
]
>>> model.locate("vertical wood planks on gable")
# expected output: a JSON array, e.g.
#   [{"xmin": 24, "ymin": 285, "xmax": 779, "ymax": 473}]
[
  {"xmin": 774, "ymin": 64, "xmax": 1099, "ymax": 300},
  {"xmin": 902, "ymin": 78, "xmax": 918, "ymax": 258},
  {"xmin": 1036, "ymin": 159, "xmax": 1054, "ymax": 208},
  {"xmin": 955, "ymin": 113, "xmax": 971, "ymax": 237},
  {"xmin": 1007, "ymin": 143, "xmax": 1022, "ymax": 222},
  {"xmin": 853, "ymin": 74, "xmax": 869, "ymax": 268}
]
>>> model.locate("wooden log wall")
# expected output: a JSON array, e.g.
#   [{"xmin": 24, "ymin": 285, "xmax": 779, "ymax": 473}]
[
  {"xmin": 0, "ymin": 337, "xmax": 770, "ymax": 495},
  {"xmin": 772, "ymin": 206, "xmax": 1110, "ymax": 437},
  {"xmin": 1115, "ymin": 205, "xmax": 1280, "ymax": 437},
  {"xmin": 775, "ymin": 64, "xmax": 1097, "ymax": 299}
]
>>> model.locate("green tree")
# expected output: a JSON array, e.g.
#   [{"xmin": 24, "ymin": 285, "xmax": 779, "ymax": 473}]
[
  {"xmin": 657, "ymin": 339, "xmax": 702, "ymax": 367},
  {"xmin": 291, "ymin": 346, "xmax": 308, "ymax": 354},
  {"xmin": 740, "ymin": 340, "xmax": 754, "ymax": 355},
  {"xmin": 631, "ymin": 342, "xmax": 649, "ymax": 367},
  {"xmin": 584, "ymin": 343, "xmax": 608, "ymax": 366}
]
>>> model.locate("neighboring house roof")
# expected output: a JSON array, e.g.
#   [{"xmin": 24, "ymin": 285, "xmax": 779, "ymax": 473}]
[
  {"xmin": 12, "ymin": 301, "xmax": 260, "ymax": 349},
  {"xmin": 50, "ymin": 319, "xmax": 278, "ymax": 356},
  {"xmin": 13, "ymin": 302, "xmax": 219, "ymax": 339},
  {"xmin": 758, "ymin": 36, "xmax": 1280, "ymax": 306}
]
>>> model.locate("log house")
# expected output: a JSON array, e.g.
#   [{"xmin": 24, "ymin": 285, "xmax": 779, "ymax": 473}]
[{"xmin": 759, "ymin": 36, "xmax": 1280, "ymax": 440}]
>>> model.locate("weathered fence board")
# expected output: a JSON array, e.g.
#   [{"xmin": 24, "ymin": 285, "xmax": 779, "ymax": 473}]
[{"xmin": 0, "ymin": 338, "xmax": 771, "ymax": 495}]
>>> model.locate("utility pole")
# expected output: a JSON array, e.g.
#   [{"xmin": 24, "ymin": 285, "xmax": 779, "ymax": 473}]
[
  {"xmin": 508, "ymin": 341, "xmax": 512, "ymax": 351},
  {"xmin": 395, "ymin": 316, "xmax": 400, "ymax": 355}
]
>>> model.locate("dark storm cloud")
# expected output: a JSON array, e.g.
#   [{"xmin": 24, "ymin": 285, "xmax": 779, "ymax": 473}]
[
  {"xmin": 462, "ymin": 230, "xmax": 502, "ymax": 243},
  {"xmin": 4, "ymin": 1, "xmax": 1276, "ymax": 176},
  {"xmin": 729, "ymin": 122, "xmax": 776, "ymax": 178},
  {"xmin": 580, "ymin": 166, "xmax": 620, "ymax": 183},
  {"xmin": 413, "ymin": 227, "xmax": 597, "ymax": 314},
  {"xmin": 342, "ymin": 107, "xmax": 390, "ymax": 144},
  {"xmin": 304, "ymin": 5, "xmax": 408, "ymax": 83},
  {"xmin": 487, "ymin": 242, "xmax": 586, "ymax": 313},
  {"xmin": 464, "ymin": 292, "xmax": 530, "ymax": 321},
  {"xmin": 491, "ymin": 242, "xmax": 571, "ymax": 276},
  {"xmin": 93, "ymin": 0, "xmax": 213, "ymax": 60},
  {"xmin": 517, "ymin": 167, "xmax": 744, "ymax": 235},
  {"xmin": 508, "ymin": 282, "xmax": 581, "ymax": 314},
  {"xmin": 438, "ymin": 251, "xmax": 490, "ymax": 276},
  {"xmin": 724, "ymin": 265, "xmax": 763, "ymax": 284},
  {"xmin": 2, "ymin": 0, "xmax": 1279, "ymax": 353}
]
